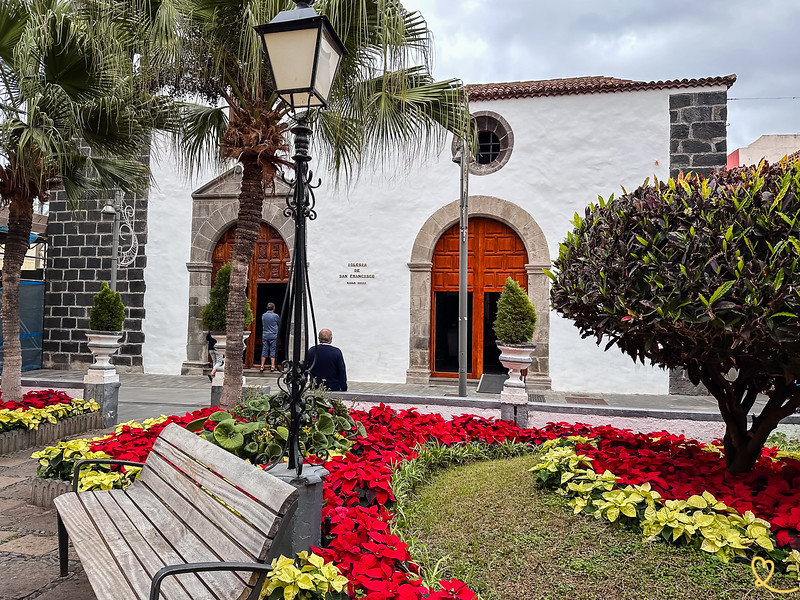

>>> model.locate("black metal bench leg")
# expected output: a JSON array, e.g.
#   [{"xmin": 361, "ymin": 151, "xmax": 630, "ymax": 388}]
[{"xmin": 57, "ymin": 512, "xmax": 69, "ymax": 577}]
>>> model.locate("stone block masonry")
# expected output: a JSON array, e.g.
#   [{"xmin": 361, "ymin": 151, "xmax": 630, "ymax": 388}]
[
  {"xmin": 668, "ymin": 89, "xmax": 728, "ymax": 394},
  {"xmin": 42, "ymin": 144, "xmax": 150, "ymax": 372},
  {"xmin": 669, "ymin": 90, "xmax": 728, "ymax": 178}
]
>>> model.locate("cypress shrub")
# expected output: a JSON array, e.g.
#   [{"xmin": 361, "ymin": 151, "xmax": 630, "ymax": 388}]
[
  {"xmin": 493, "ymin": 277, "xmax": 537, "ymax": 344},
  {"xmin": 89, "ymin": 282, "xmax": 125, "ymax": 331},
  {"xmin": 201, "ymin": 262, "xmax": 254, "ymax": 331}
]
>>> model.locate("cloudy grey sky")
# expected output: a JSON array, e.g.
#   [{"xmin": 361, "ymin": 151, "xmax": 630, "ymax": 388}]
[{"xmin": 403, "ymin": 0, "xmax": 800, "ymax": 152}]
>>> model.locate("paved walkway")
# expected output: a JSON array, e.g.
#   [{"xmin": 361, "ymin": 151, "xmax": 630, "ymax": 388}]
[{"xmin": 21, "ymin": 368, "xmax": 730, "ymax": 422}]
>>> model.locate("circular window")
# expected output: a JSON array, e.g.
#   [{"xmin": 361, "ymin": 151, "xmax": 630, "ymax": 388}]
[{"xmin": 452, "ymin": 111, "xmax": 513, "ymax": 176}]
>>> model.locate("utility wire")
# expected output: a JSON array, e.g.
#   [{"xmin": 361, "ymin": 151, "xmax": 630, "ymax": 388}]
[{"xmin": 729, "ymin": 96, "xmax": 800, "ymax": 100}]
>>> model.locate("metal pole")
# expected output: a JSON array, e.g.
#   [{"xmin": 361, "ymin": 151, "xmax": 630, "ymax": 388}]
[
  {"xmin": 453, "ymin": 147, "xmax": 469, "ymax": 397},
  {"xmin": 285, "ymin": 119, "xmax": 313, "ymax": 474},
  {"xmin": 110, "ymin": 192, "xmax": 121, "ymax": 292}
]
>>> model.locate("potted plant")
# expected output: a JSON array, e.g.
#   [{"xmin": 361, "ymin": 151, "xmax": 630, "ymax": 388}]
[
  {"xmin": 493, "ymin": 277, "xmax": 537, "ymax": 423},
  {"xmin": 202, "ymin": 262, "xmax": 254, "ymax": 375},
  {"xmin": 86, "ymin": 282, "xmax": 126, "ymax": 370}
]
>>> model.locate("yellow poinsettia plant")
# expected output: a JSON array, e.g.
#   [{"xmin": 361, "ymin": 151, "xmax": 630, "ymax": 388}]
[
  {"xmin": 0, "ymin": 399, "xmax": 99, "ymax": 432},
  {"xmin": 529, "ymin": 437, "xmax": 798, "ymax": 572},
  {"xmin": 261, "ymin": 552, "xmax": 348, "ymax": 600}
]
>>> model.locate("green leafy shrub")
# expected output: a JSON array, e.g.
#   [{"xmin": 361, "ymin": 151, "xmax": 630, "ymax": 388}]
[
  {"xmin": 190, "ymin": 386, "xmax": 366, "ymax": 463},
  {"xmin": 89, "ymin": 282, "xmax": 125, "ymax": 331},
  {"xmin": 550, "ymin": 161, "xmax": 800, "ymax": 473},
  {"xmin": 201, "ymin": 262, "xmax": 254, "ymax": 331},
  {"xmin": 493, "ymin": 277, "xmax": 537, "ymax": 344}
]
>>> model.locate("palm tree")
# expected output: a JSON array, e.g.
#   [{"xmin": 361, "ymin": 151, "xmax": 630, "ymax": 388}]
[
  {"xmin": 126, "ymin": 0, "xmax": 469, "ymax": 408},
  {"xmin": 0, "ymin": 0, "xmax": 174, "ymax": 402}
]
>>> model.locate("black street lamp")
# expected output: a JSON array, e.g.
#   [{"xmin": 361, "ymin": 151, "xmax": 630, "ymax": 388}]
[{"xmin": 255, "ymin": 1, "xmax": 346, "ymax": 475}]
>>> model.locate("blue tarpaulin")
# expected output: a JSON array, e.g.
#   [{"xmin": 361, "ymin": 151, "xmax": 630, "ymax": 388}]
[
  {"xmin": 0, "ymin": 226, "xmax": 38, "ymax": 245},
  {"xmin": 0, "ymin": 280, "xmax": 45, "ymax": 371}
]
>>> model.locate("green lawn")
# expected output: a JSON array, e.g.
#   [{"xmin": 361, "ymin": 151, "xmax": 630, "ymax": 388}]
[{"xmin": 397, "ymin": 454, "xmax": 797, "ymax": 600}]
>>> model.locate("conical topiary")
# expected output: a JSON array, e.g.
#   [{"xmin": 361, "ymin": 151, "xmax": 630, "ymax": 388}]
[
  {"xmin": 201, "ymin": 262, "xmax": 254, "ymax": 331},
  {"xmin": 89, "ymin": 282, "xmax": 125, "ymax": 331},
  {"xmin": 493, "ymin": 277, "xmax": 537, "ymax": 344}
]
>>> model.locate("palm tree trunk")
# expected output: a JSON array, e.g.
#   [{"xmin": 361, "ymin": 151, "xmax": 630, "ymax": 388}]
[
  {"xmin": 220, "ymin": 157, "xmax": 266, "ymax": 409},
  {"xmin": 1, "ymin": 196, "xmax": 34, "ymax": 403}
]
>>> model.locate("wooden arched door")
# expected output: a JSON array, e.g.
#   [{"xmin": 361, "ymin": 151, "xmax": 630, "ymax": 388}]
[
  {"xmin": 430, "ymin": 217, "xmax": 528, "ymax": 379},
  {"xmin": 212, "ymin": 223, "xmax": 290, "ymax": 367}
]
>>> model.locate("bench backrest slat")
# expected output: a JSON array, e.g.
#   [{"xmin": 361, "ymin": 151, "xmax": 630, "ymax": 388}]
[{"xmin": 139, "ymin": 424, "xmax": 298, "ymax": 563}]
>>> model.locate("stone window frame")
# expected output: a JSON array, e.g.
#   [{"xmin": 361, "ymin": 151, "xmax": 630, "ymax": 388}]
[{"xmin": 452, "ymin": 111, "xmax": 515, "ymax": 176}]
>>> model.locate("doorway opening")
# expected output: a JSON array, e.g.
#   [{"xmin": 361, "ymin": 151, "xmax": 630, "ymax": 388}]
[
  {"xmin": 255, "ymin": 282, "xmax": 288, "ymax": 367},
  {"xmin": 212, "ymin": 222, "xmax": 290, "ymax": 368},
  {"xmin": 430, "ymin": 217, "xmax": 528, "ymax": 379}
]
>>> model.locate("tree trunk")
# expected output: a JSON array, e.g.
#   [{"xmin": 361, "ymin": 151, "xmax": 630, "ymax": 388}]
[
  {"xmin": 220, "ymin": 157, "xmax": 266, "ymax": 409},
  {"xmin": 1, "ymin": 196, "xmax": 34, "ymax": 403},
  {"xmin": 721, "ymin": 421, "xmax": 773, "ymax": 474},
  {"xmin": 700, "ymin": 363, "xmax": 800, "ymax": 474}
]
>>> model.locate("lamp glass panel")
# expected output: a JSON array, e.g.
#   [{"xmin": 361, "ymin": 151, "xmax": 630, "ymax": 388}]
[
  {"xmin": 262, "ymin": 28, "xmax": 319, "ymax": 93},
  {"xmin": 280, "ymin": 91, "xmax": 324, "ymax": 110},
  {"xmin": 313, "ymin": 29, "xmax": 342, "ymax": 102}
]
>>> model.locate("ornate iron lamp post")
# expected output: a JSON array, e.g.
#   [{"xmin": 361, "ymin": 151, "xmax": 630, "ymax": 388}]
[
  {"xmin": 255, "ymin": 1, "xmax": 345, "ymax": 475},
  {"xmin": 101, "ymin": 190, "xmax": 139, "ymax": 292}
]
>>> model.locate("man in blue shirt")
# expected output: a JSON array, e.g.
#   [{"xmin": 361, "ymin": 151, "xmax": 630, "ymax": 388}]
[
  {"xmin": 260, "ymin": 303, "xmax": 280, "ymax": 372},
  {"xmin": 306, "ymin": 329, "xmax": 348, "ymax": 391}
]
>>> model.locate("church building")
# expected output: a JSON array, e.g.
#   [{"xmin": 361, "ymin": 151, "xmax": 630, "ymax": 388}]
[{"xmin": 40, "ymin": 74, "xmax": 735, "ymax": 394}]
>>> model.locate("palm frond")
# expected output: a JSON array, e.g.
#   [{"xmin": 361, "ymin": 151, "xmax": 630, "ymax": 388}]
[{"xmin": 177, "ymin": 101, "xmax": 230, "ymax": 177}]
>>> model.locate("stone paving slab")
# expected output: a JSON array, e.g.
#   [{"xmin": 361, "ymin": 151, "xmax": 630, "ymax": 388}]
[
  {"xmin": 32, "ymin": 576, "xmax": 97, "ymax": 600},
  {"xmin": 0, "ymin": 530, "xmax": 16, "ymax": 541},
  {"xmin": 0, "ymin": 476, "xmax": 24, "ymax": 489},
  {"xmin": 0, "ymin": 534, "xmax": 59, "ymax": 556},
  {"xmin": 0, "ymin": 457, "xmax": 30, "ymax": 469},
  {"xmin": 1, "ymin": 562, "xmax": 61, "ymax": 600}
]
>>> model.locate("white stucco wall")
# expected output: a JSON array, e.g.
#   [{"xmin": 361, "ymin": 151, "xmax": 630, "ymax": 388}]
[
  {"xmin": 305, "ymin": 88, "xmax": 695, "ymax": 391},
  {"xmin": 142, "ymin": 136, "xmax": 212, "ymax": 374},
  {"xmin": 143, "ymin": 84, "xmax": 725, "ymax": 393}
]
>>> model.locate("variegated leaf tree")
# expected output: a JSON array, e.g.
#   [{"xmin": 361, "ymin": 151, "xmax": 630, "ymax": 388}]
[
  {"xmin": 116, "ymin": 0, "xmax": 470, "ymax": 408},
  {"xmin": 0, "ymin": 0, "xmax": 175, "ymax": 402},
  {"xmin": 550, "ymin": 161, "xmax": 800, "ymax": 474}
]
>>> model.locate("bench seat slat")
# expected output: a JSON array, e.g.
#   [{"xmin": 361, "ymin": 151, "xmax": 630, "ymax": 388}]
[
  {"xmin": 126, "ymin": 485, "xmax": 251, "ymax": 599},
  {"xmin": 77, "ymin": 492, "xmax": 164, "ymax": 600},
  {"xmin": 54, "ymin": 493, "xmax": 139, "ymax": 600},
  {"xmin": 157, "ymin": 426, "xmax": 297, "ymax": 515},
  {"xmin": 148, "ymin": 439, "xmax": 281, "ymax": 552},
  {"xmin": 94, "ymin": 491, "xmax": 199, "ymax": 600}
]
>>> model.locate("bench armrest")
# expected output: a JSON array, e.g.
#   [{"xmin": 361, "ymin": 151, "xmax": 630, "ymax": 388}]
[
  {"xmin": 72, "ymin": 459, "xmax": 146, "ymax": 492},
  {"xmin": 149, "ymin": 562, "xmax": 273, "ymax": 600}
]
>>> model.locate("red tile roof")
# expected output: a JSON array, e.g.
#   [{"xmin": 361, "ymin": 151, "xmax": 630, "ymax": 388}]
[{"xmin": 466, "ymin": 75, "xmax": 737, "ymax": 101}]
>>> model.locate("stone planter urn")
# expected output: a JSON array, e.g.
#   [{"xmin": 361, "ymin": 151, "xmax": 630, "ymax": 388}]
[
  {"xmin": 84, "ymin": 330, "xmax": 123, "ymax": 427},
  {"xmin": 497, "ymin": 341, "xmax": 536, "ymax": 426},
  {"xmin": 86, "ymin": 330, "xmax": 123, "ymax": 373},
  {"xmin": 211, "ymin": 331, "xmax": 250, "ymax": 379}
]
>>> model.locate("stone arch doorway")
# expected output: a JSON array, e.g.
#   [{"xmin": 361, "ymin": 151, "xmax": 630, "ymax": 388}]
[
  {"xmin": 431, "ymin": 217, "xmax": 528, "ymax": 379},
  {"xmin": 181, "ymin": 167, "xmax": 294, "ymax": 375},
  {"xmin": 407, "ymin": 196, "xmax": 551, "ymax": 389},
  {"xmin": 212, "ymin": 222, "xmax": 290, "ymax": 367}
]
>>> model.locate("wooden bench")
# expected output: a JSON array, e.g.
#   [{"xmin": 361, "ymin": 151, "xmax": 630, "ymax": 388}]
[{"xmin": 54, "ymin": 423, "xmax": 299, "ymax": 600}]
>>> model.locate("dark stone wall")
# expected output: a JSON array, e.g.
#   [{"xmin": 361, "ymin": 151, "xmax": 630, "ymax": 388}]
[
  {"xmin": 668, "ymin": 89, "xmax": 728, "ymax": 395},
  {"xmin": 669, "ymin": 91, "xmax": 728, "ymax": 178},
  {"xmin": 42, "ymin": 150, "xmax": 149, "ymax": 372}
]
